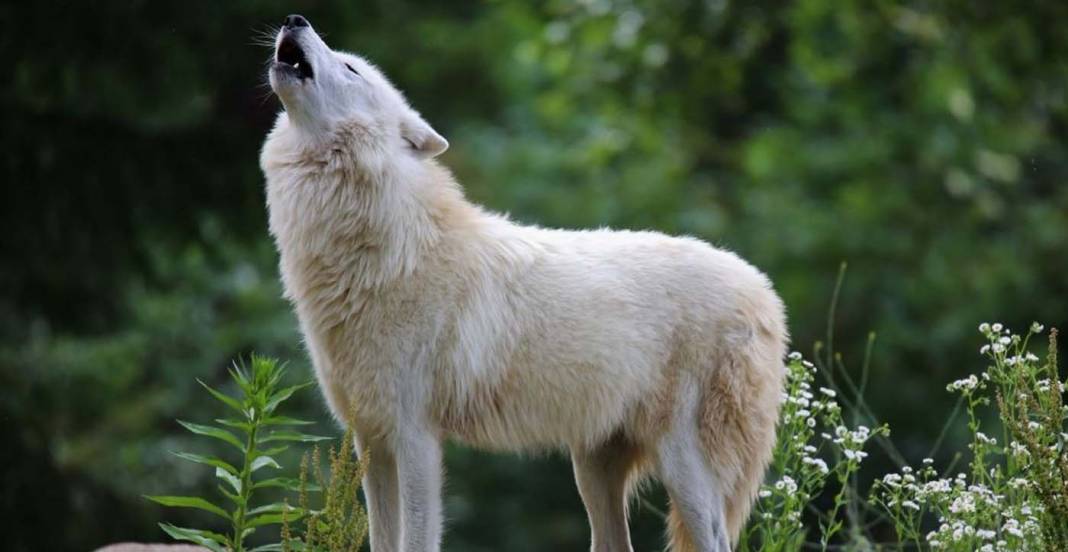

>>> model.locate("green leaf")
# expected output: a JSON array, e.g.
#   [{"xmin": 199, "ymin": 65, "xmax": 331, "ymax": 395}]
[
  {"xmin": 216, "ymin": 466, "xmax": 242, "ymax": 495},
  {"xmin": 250, "ymin": 455, "xmax": 281, "ymax": 472},
  {"xmin": 217, "ymin": 484, "xmax": 240, "ymax": 505},
  {"xmin": 159, "ymin": 522, "xmax": 229, "ymax": 552},
  {"xmin": 264, "ymin": 381, "xmax": 314, "ymax": 414},
  {"xmin": 262, "ymin": 415, "xmax": 315, "ymax": 426},
  {"xmin": 247, "ymin": 512, "xmax": 289, "ymax": 528},
  {"xmin": 215, "ymin": 417, "xmax": 252, "ymax": 432},
  {"xmin": 171, "ymin": 451, "xmax": 238, "ymax": 475},
  {"xmin": 253, "ymin": 477, "xmax": 312, "ymax": 492},
  {"xmin": 253, "ymin": 445, "xmax": 292, "ymax": 458},
  {"xmin": 145, "ymin": 495, "xmax": 230, "ymax": 520},
  {"xmin": 260, "ymin": 430, "xmax": 331, "ymax": 444},
  {"xmin": 197, "ymin": 378, "xmax": 246, "ymax": 414},
  {"xmin": 229, "ymin": 363, "xmax": 253, "ymax": 396},
  {"xmin": 178, "ymin": 420, "xmax": 245, "ymax": 452},
  {"xmin": 254, "ymin": 355, "xmax": 285, "ymax": 384},
  {"xmin": 247, "ymin": 502, "xmax": 302, "ymax": 516}
]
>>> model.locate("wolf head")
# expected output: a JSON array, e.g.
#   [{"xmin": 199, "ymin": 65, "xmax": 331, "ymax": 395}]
[{"xmin": 267, "ymin": 14, "xmax": 448, "ymax": 159}]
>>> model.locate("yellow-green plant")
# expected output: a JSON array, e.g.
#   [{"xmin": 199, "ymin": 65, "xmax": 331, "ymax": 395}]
[
  {"xmin": 146, "ymin": 356, "xmax": 329, "ymax": 552},
  {"xmin": 281, "ymin": 424, "xmax": 369, "ymax": 552}
]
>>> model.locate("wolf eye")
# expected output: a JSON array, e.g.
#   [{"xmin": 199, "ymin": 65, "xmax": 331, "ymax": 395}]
[{"xmin": 345, "ymin": 63, "xmax": 360, "ymax": 76}]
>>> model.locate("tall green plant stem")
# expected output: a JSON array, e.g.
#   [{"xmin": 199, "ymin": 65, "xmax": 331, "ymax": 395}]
[{"xmin": 232, "ymin": 413, "xmax": 260, "ymax": 552}]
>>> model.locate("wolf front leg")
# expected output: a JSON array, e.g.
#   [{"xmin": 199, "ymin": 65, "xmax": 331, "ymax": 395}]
[
  {"xmin": 358, "ymin": 434, "xmax": 401, "ymax": 552},
  {"xmin": 572, "ymin": 434, "xmax": 641, "ymax": 552},
  {"xmin": 395, "ymin": 426, "xmax": 444, "ymax": 552}
]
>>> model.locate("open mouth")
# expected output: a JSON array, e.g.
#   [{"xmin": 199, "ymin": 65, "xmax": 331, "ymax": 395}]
[{"xmin": 276, "ymin": 34, "xmax": 313, "ymax": 80}]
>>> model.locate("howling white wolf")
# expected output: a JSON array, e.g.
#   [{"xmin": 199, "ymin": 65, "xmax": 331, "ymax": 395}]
[{"xmin": 261, "ymin": 14, "xmax": 786, "ymax": 552}]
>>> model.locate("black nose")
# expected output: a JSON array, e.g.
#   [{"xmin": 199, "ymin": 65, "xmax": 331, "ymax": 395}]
[{"xmin": 284, "ymin": 14, "xmax": 309, "ymax": 29}]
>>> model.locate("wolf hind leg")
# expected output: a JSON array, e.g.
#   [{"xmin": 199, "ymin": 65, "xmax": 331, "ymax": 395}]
[{"xmin": 656, "ymin": 387, "xmax": 732, "ymax": 552}]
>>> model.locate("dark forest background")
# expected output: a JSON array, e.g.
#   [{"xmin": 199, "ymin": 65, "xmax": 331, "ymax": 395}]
[{"xmin": 3, "ymin": 1, "xmax": 1067, "ymax": 550}]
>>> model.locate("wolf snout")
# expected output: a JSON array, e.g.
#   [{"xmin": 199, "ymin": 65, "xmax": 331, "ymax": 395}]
[{"xmin": 284, "ymin": 14, "xmax": 310, "ymax": 29}]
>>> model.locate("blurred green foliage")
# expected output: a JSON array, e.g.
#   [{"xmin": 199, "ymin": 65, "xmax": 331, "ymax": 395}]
[{"xmin": 3, "ymin": 1, "xmax": 1066, "ymax": 550}]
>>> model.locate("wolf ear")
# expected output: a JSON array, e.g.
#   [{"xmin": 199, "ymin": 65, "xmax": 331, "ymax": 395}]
[{"xmin": 400, "ymin": 111, "xmax": 448, "ymax": 158}]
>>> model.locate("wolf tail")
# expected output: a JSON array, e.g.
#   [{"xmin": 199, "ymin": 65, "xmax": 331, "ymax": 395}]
[{"xmin": 668, "ymin": 296, "xmax": 786, "ymax": 550}]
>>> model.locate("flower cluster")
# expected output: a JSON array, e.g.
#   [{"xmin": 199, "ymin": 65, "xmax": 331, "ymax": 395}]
[
  {"xmin": 741, "ymin": 352, "xmax": 885, "ymax": 550},
  {"xmin": 740, "ymin": 321, "xmax": 1063, "ymax": 551},
  {"xmin": 870, "ymin": 323, "xmax": 1066, "ymax": 551},
  {"xmin": 873, "ymin": 447, "xmax": 1049, "ymax": 550},
  {"xmin": 947, "ymin": 374, "xmax": 980, "ymax": 394}
]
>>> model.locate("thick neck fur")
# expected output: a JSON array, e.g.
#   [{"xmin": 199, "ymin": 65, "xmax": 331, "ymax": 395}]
[{"xmin": 262, "ymin": 118, "xmax": 476, "ymax": 304}]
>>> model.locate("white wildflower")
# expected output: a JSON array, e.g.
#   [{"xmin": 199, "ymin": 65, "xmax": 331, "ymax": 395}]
[
  {"xmin": 949, "ymin": 494, "xmax": 976, "ymax": 514},
  {"xmin": 947, "ymin": 375, "xmax": 980, "ymax": 392},
  {"xmin": 774, "ymin": 476, "xmax": 797, "ymax": 494},
  {"xmin": 1003, "ymin": 518, "xmax": 1024, "ymax": 538},
  {"xmin": 1009, "ymin": 478, "xmax": 1030, "ymax": 489}
]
